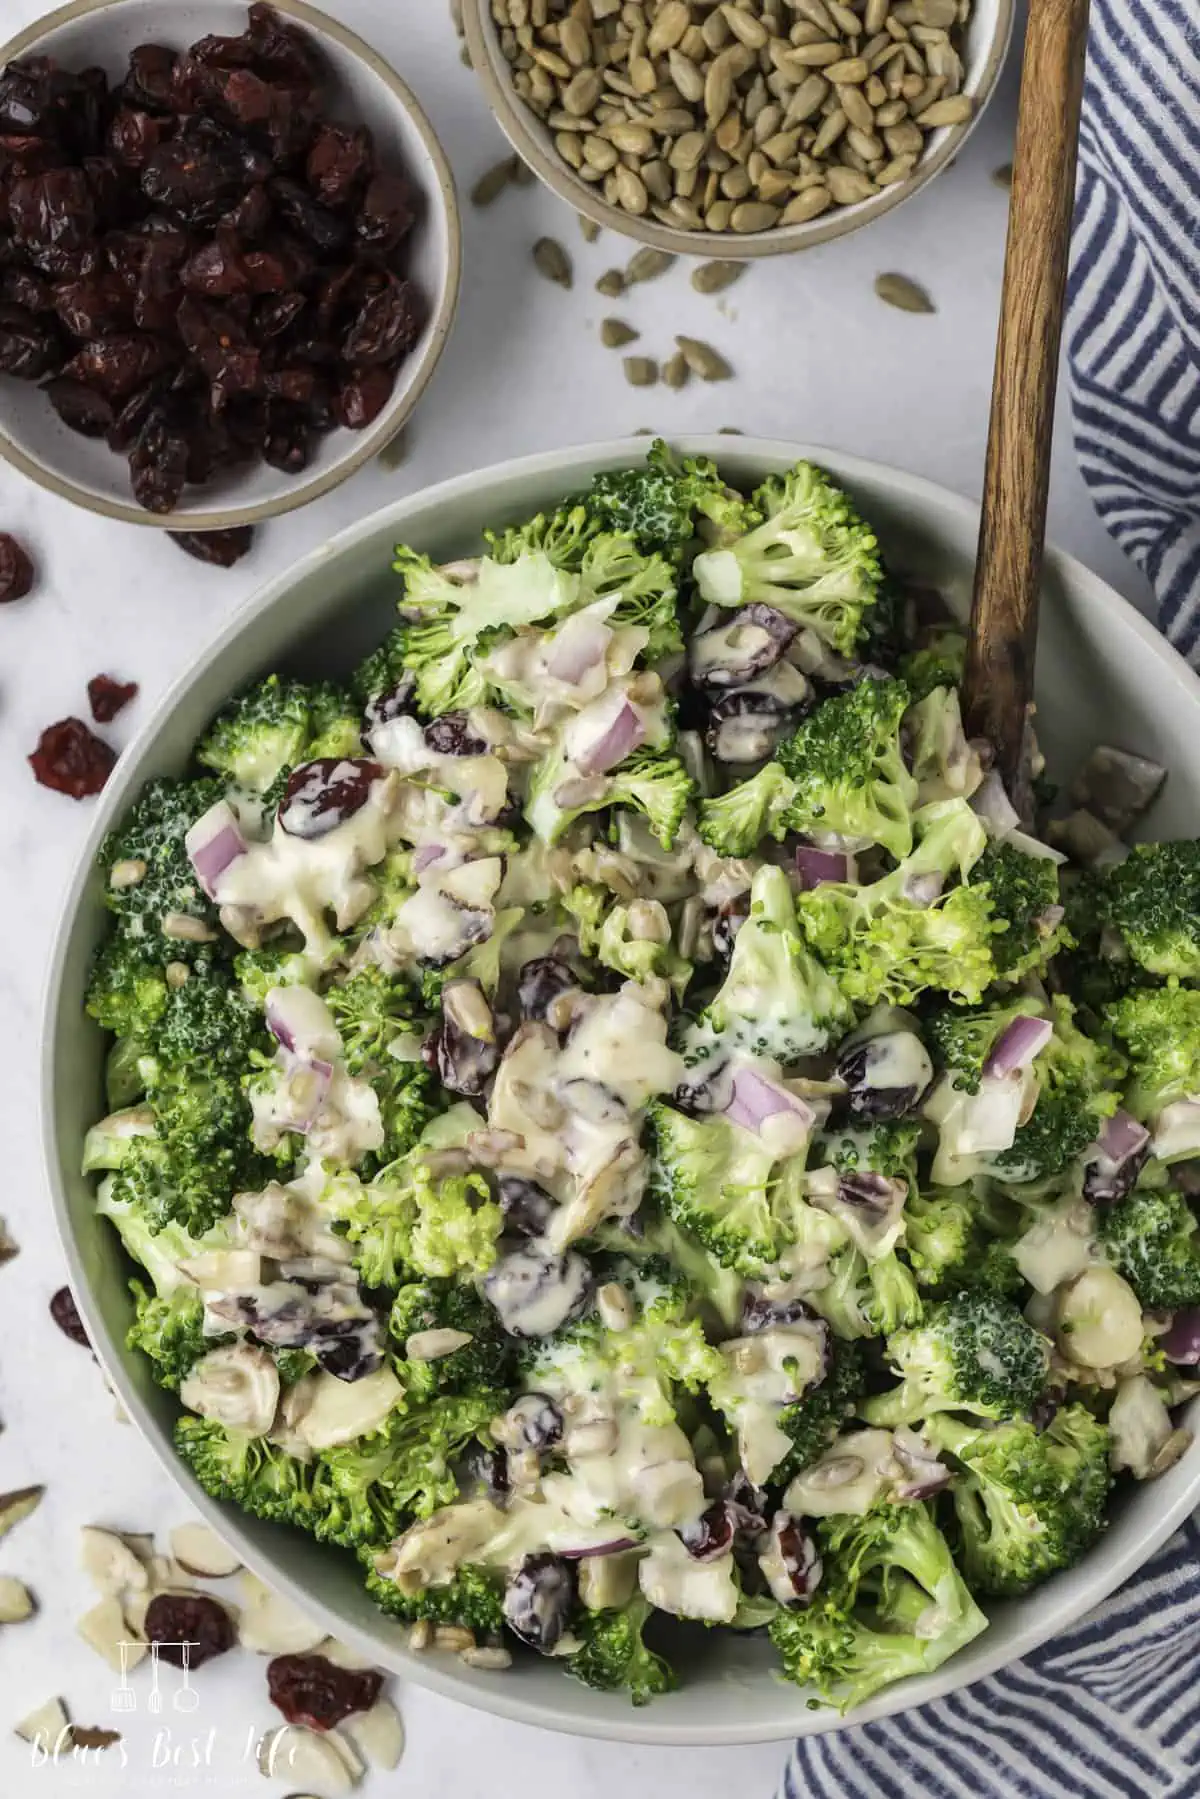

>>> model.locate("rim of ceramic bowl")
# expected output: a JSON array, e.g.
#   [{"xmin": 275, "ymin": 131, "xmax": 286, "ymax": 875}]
[
  {"xmin": 462, "ymin": 0, "xmax": 1015, "ymax": 258},
  {"xmin": 41, "ymin": 436, "xmax": 1200, "ymax": 1743},
  {"xmin": 0, "ymin": 0, "xmax": 463, "ymax": 529}
]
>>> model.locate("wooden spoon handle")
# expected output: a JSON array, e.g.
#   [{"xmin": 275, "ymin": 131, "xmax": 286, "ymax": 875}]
[{"xmin": 961, "ymin": 0, "xmax": 1092, "ymax": 793}]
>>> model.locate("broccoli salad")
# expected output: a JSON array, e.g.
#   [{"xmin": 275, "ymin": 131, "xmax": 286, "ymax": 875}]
[{"xmin": 83, "ymin": 441, "xmax": 1200, "ymax": 1712}]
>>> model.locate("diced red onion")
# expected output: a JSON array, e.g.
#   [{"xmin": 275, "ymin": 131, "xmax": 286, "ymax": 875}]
[
  {"xmin": 413, "ymin": 843, "xmax": 446, "ymax": 874},
  {"xmin": 558, "ymin": 1537, "xmax": 638, "ymax": 1560},
  {"xmin": 971, "ymin": 770, "xmax": 1020, "ymax": 838},
  {"xmin": 186, "ymin": 801, "xmax": 247, "ymax": 899},
  {"xmin": 983, "ymin": 1014, "xmax": 1053, "ymax": 1079},
  {"xmin": 902, "ymin": 871, "xmax": 944, "ymax": 907},
  {"xmin": 1160, "ymin": 1310, "xmax": 1200, "ymax": 1366},
  {"xmin": 576, "ymin": 699, "xmax": 646, "ymax": 776},
  {"xmin": 1098, "ymin": 1110, "xmax": 1151, "ymax": 1164},
  {"xmin": 795, "ymin": 846, "xmax": 850, "ymax": 889},
  {"xmin": 265, "ymin": 995, "xmax": 296, "ymax": 1053},
  {"xmin": 724, "ymin": 1067, "xmax": 815, "ymax": 1139},
  {"xmin": 837, "ymin": 1171, "xmax": 905, "ymax": 1216},
  {"xmin": 547, "ymin": 612, "xmax": 612, "ymax": 685}
]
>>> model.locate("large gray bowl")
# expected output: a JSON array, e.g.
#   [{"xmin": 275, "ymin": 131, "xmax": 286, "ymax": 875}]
[{"xmin": 42, "ymin": 438, "xmax": 1200, "ymax": 1744}]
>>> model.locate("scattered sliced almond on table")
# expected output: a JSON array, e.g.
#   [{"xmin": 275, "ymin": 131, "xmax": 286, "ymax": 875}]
[
  {"xmin": 239, "ymin": 1574, "xmax": 326, "ymax": 1656},
  {"xmin": 170, "ymin": 1521, "xmax": 244, "ymax": 1579}
]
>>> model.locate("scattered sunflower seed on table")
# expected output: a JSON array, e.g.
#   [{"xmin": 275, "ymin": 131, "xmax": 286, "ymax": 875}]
[
  {"xmin": 532, "ymin": 235, "xmax": 574, "ymax": 286},
  {"xmin": 488, "ymin": 0, "xmax": 975, "ymax": 234},
  {"xmin": 874, "ymin": 270, "xmax": 935, "ymax": 312}
]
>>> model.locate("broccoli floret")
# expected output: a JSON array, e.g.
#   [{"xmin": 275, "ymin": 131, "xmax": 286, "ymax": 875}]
[
  {"xmin": 904, "ymin": 686, "xmax": 982, "ymax": 808},
  {"xmin": 568, "ymin": 1596, "xmax": 677, "ymax": 1707},
  {"xmin": 861, "ymin": 1292, "xmax": 1050, "ymax": 1427},
  {"xmin": 324, "ymin": 967, "xmax": 438, "ymax": 1166},
  {"xmin": 1095, "ymin": 1185, "xmax": 1200, "ymax": 1310},
  {"xmin": 352, "ymin": 625, "xmax": 409, "ymax": 714},
  {"xmin": 395, "ymin": 544, "xmax": 581, "ymax": 717},
  {"xmin": 579, "ymin": 533, "xmax": 684, "ymax": 660},
  {"xmin": 926, "ymin": 996, "xmax": 1048, "ymax": 1095},
  {"xmin": 233, "ymin": 941, "xmax": 313, "ymax": 1007},
  {"xmin": 810, "ymin": 1245, "xmax": 925, "ymax": 1341},
  {"xmin": 699, "ymin": 679, "xmax": 918, "ymax": 862},
  {"xmin": 976, "ymin": 841, "xmax": 1072, "ymax": 982},
  {"xmin": 562, "ymin": 884, "xmax": 691, "ymax": 995},
  {"xmin": 126, "ymin": 1281, "xmax": 225, "ymax": 1391},
  {"xmin": 312, "ymin": 1391, "xmax": 503, "ymax": 1544},
  {"xmin": 928, "ymin": 1406, "xmax": 1112, "ymax": 1596},
  {"xmin": 98, "ymin": 777, "xmax": 224, "ymax": 964},
  {"xmin": 333, "ymin": 1113, "xmax": 504, "ymax": 1286},
  {"xmin": 898, "ymin": 628, "xmax": 966, "ymax": 701},
  {"xmin": 486, "ymin": 500, "xmax": 602, "ymax": 570},
  {"xmin": 389, "ymin": 1281, "xmax": 517, "ymax": 1398},
  {"xmin": 363, "ymin": 1560, "xmax": 505, "ymax": 1634},
  {"xmin": 817, "ymin": 1119, "xmax": 923, "ymax": 1183},
  {"xmin": 992, "ymin": 1000, "xmax": 1124, "ymax": 1184},
  {"xmin": 903, "ymin": 1187, "xmax": 1022, "ymax": 1297},
  {"xmin": 1090, "ymin": 842, "xmax": 1200, "ymax": 978},
  {"xmin": 105, "ymin": 1036, "xmax": 151, "ymax": 1108},
  {"xmin": 174, "ymin": 1416, "xmax": 316, "ymax": 1530},
  {"xmin": 196, "ymin": 674, "xmax": 361, "ymax": 793},
  {"xmin": 96, "ymin": 1175, "xmax": 226, "ymax": 1300},
  {"xmin": 775, "ymin": 1337, "xmax": 866, "ymax": 1484},
  {"xmin": 85, "ymin": 938, "xmax": 169, "ymax": 1041},
  {"xmin": 771, "ymin": 1500, "xmax": 986, "ymax": 1711},
  {"xmin": 693, "ymin": 461, "xmax": 883, "ymax": 653},
  {"xmin": 526, "ymin": 741, "xmax": 693, "ymax": 850},
  {"xmin": 634, "ymin": 1211, "xmax": 746, "ymax": 1332},
  {"xmin": 796, "ymin": 799, "xmax": 994, "ymax": 1007},
  {"xmin": 1106, "ymin": 986, "xmax": 1200, "ymax": 1120},
  {"xmin": 648, "ymin": 1103, "xmax": 779, "ymax": 1278},
  {"xmin": 689, "ymin": 864, "xmax": 854, "ymax": 1065},
  {"xmin": 580, "ymin": 440, "xmax": 747, "ymax": 564}
]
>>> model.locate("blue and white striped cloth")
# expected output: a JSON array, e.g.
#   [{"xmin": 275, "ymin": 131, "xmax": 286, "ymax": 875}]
[{"xmin": 780, "ymin": 6, "xmax": 1200, "ymax": 1793}]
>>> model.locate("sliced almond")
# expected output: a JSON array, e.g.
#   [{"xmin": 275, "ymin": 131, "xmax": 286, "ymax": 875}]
[
  {"xmin": 120, "ymin": 1533, "xmax": 156, "ymax": 1567},
  {"xmin": 257, "ymin": 1725, "xmax": 357, "ymax": 1792},
  {"xmin": 170, "ymin": 1522, "xmax": 243, "ymax": 1580},
  {"xmin": 80, "ymin": 1526, "xmax": 150, "ymax": 1596},
  {"xmin": 0, "ymin": 1576, "xmax": 35, "ymax": 1622},
  {"xmin": 153, "ymin": 1556, "xmax": 198, "ymax": 1592},
  {"xmin": 0, "ymin": 1217, "xmax": 18, "ymax": 1264},
  {"xmin": 326, "ymin": 1727, "xmax": 365, "ymax": 1781},
  {"xmin": 317, "ymin": 1636, "xmax": 377, "ymax": 1672},
  {"xmin": 78, "ymin": 1596, "xmax": 147, "ymax": 1673},
  {"xmin": 238, "ymin": 1574, "xmax": 326, "ymax": 1656},
  {"xmin": 0, "ymin": 1486, "xmax": 43, "ymax": 1541},
  {"xmin": 345, "ymin": 1699, "xmax": 405, "ymax": 1772},
  {"xmin": 15, "ymin": 1697, "xmax": 70, "ymax": 1749}
]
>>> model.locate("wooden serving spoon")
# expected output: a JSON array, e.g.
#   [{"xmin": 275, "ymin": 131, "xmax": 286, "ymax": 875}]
[{"xmin": 961, "ymin": 0, "xmax": 1093, "ymax": 806}]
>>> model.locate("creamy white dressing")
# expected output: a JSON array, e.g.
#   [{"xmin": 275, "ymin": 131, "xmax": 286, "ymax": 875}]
[
  {"xmin": 783, "ymin": 1428, "xmax": 899, "ymax": 1517},
  {"xmin": 293, "ymin": 1364, "xmax": 405, "ymax": 1451},
  {"xmin": 250, "ymin": 1056, "xmax": 384, "ymax": 1168},
  {"xmin": 1012, "ymin": 1199, "xmax": 1096, "ymax": 1295},
  {"xmin": 480, "ymin": 596, "xmax": 650, "ymax": 729},
  {"xmin": 380, "ymin": 854, "xmax": 505, "ymax": 970},
  {"xmin": 1152, "ymin": 1099, "xmax": 1200, "ymax": 1162},
  {"xmin": 924, "ymin": 1067, "xmax": 1037, "ymax": 1186},
  {"xmin": 854, "ymin": 1030, "xmax": 933, "ymax": 1098},
  {"xmin": 369, "ymin": 714, "xmax": 510, "ymax": 825},
  {"xmin": 638, "ymin": 1533, "xmax": 739, "ymax": 1624},
  {"xmin": 711, "ymin": 1322, "xmax": 828, "ymax": 1485}
]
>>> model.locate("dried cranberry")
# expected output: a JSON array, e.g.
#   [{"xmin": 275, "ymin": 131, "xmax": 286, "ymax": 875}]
[
  {"xmin": 168, "ymin": 525, "xmax": 256, "ymax": 568},
  {"xmin": 468, "ymin": 1445, "xmax": 510, "ymax": 1506},
  {"xmin": 332, "ymin": 367, "xmax": 394, "ymax": 431},
  {"xmin": 504, "ymin": 1554, "xmax": 575, "ymax": 1653},
  {"xmin": 426, "ymin": 979, "xmax": 499, "ymax": 1097},
  {"xmin": 424, "ymin": 713, "xmax": 487, "ymax": 757},
  {"xmin": 498, "ymin": 1176, "xmax": 557, "ymax": 1239},
  {"xmin": 106, "ymin": 377, "xmax": 168, "ymax": 451},
  {"xmin": 516, "ymin": 955, "xmax": 578, "ymax": 1025},
  {"xmin": 307, "ymin": 123, "xmax": 373, "ymax": 209},
  {"xmin": 122, "ymin": 45, "xmax": 179, "ymax": 113},
  {"xmin": 266, "ymin": 1653, "xmax": 382, "ymax": 1732},
  {"xmin": 108, "ymin": 107, "xmax": 173, "ymax": 170},
  {"xmin": 88, "ymin": 674, "xmax": 139, "ymax": 723},
  {"xmin": 741, "ymin": 1287, "xmax": 823, "ymax": 1335},
  {"xmin": 45, "ymin": 377, "xmax": 114, "ymax": 436},
  {"xmin": 128, "ymin": 405, "xmax": 190, "ymax": 513},
  {"xmin": 0, "ymin": 305, "xmax": 62, "ymax": 378},
  {"xmin": 52, "ymin": 272, "xmax": 131, "ymax": 340},
  {"xmin": 9, "ymin": 169, "xmax": 98, "ymax": 277},
  {"xmin": 139, "ymin": 137, "xmax": 247, "ymax": 225},
  {"xmin": 0, "ymin": 266, "xmax": 51, "ymax": 311},
  {"xmin": 342, "ymin": 275, "xmax": 423, "ymax": 368},
  {"xmin": 221, "ymin": 182, "xmax": 271, "ymax": 238},
  {"xmin": 0, "ymin": 59, "xmax": 69, "ymax": 136},
  {"xmin": 144, "ymin": 1593, "xmax": 235, "ymax": 1669},
  {"xmin": 50, "ymin": 1285, "xmax": 91, "ymax": 1346},
  {"xmin": 679, "ymin": 1500, "xmax": 735, "ymax": 1562},
  {"xmin": 356, "ymin": 171, "xmax": 417, "ymax": 253},
  {"xmin": 263, "ymin": 404, "xmax": 311, "ymax": 473},
  {"xmin": 363, "ymin": 675, "xmax": 414, "ymax": 732},
  {"xmin": 60, "ymin": 332, "xmax": 176, "ymax": 398},
  {"xmin": 29, "ymin": 718, "xmax": 116, "ymax": 798},
  {"xmin": 279, "ymin": 757, "xmax": 383, "ymax": 839},
  {"xmin": 712, "ymin": 897, "xmax": 749, "ymax": 960},
  {"xmin": 0, "ymin": 534, "xmax": 36, "ymax": 602},
  {"xmin": 247, "ymin": 4, "xmax": 320, "ymax": 90},
  {"xmin": 268, "ymin": 176, "xmax": 349, "ymax": 256}
]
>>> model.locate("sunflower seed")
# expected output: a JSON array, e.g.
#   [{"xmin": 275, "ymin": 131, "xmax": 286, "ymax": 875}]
[
  {"xmin": 781, "ymin": 184, "xmax": 832, "ymax": 222},
  {"xmin": 648, "ymin": 0, "xmax": 692, "ymax": 55},
  {"xmin": 875, "ymin": 152, "xmax": 918, "ymax": 184},
  {"xmin": 668, "ymin": 48, "xmax": 706, "ymax": 104},
  {"xmin": 701, "ymin": 9, "xmax": 730, "ymax": 52},
  {"xmin": 826, "ymin": 56, "xmax": 869, "ymax": 82},
  {"xmin": 811, "ymin": 109, "xmax": 848, "ymax": 156},
  {"xmin": 915, "ymin": 93, "xmax": 973, "ymax": 126},
  {"xmin": 607, "ymin": 119, "xmax": 654, "ymax": 154},
  {"xmin": 562, "ymin": 67, "xmax": 604, "ymax": 114},
  {"xmin": 705, "ymin": 197, "xmax": 734, "ymax": 229},
  {"xmin": 827, "ymin": 166, "xmax": 877, "ymax": 203},
  {"xmin": 377, "ymin": 426, "xmax": 408, "ymax": 471},
  {"xmin": 841, "ymin": 85, "xmax": 876, "ymax": 131},
  {"xmin": 718, "ymin": 425, "xmax": 744, "ymax": 434},
  {"xmin": 721, "ymin": 5, "xmax": 769, "ymax": 49},
  {"xmin": 623, "ymin": 356, "xmax": 659, "ymax": 387},
  {"xmin": 596, "ymin": 267, "xmax": 626, "ymax": 296},
  {"xmin": 470, "ymin": 158, "xmax": 518, "ymax": 207},
  {"xmin": 556, "ymin": 129, "xmax": 585, "ymax": 167},
  {"xmin": 532, "ymin": 236, "xmax": 573, "ymax": 287},
  {"xmin": 796, "ymin": 0, "xmax": 838, "ymax": 31},
  {"xmin": 601, "ymin": 317, "xmax": 639, "ymax": 347},
  {"xmin": 691, "ymin": 259, "xmax": 747, "ymax": 295},
  {"xmin": 991, "ymin": 161, "xmax": 1013, "ymax": 188},
  {"xmin": 663, "ymin": 349, "xmax": 690, "ymax": 388},
  {"xmin": 874, "ymin": 271, "xmax": 936, "ymax": 312},
  {"xmin": 559, "ymin": 15, "xmax": 591, "ymax": 64},
  {"xmin": 625, "ymin": 246, "xmax": 677, "ymax": 283},
  {"xmin": 676, "ymin": 335, "xmax": 733, "ymax": 380},
  {"xmin": 705, "ymin": 51, "xmax": 736, "ymax": 126}
]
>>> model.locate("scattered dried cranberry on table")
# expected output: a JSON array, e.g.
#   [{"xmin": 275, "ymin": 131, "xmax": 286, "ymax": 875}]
[
  {"xmin": 28, "ymin": 717, "xmax": 116, "ymax": 798},
  {"xmin": 144, "ymin": 1593, "xmax": 235, "ymax": 1668},
  {"xmin": 50, "ymin": 1285, "xmax": 91, "ymax": 1347},
  {"xmin": 169, "ymin": 525, "xmax": 255, "ymax": 566},
  {"xmin": 88, "ymin": 673, "xmax": 138, "ymax": 722},
  {"xmin": 0, "ymin": 533, "xmax": 35, "ymax": 601},
  {"xmin": 0, "ymin": 4, "xmax": 426, "ymax": 515},
  {"xmin": 267, "ymin": 1652, "xmax": 383, "ymax": 1731}
]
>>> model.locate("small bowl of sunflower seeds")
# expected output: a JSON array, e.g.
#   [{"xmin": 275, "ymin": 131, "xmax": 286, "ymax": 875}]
[{"xmin": 462, "ymin": 0, "xmax": 1013, "ymax": 257}]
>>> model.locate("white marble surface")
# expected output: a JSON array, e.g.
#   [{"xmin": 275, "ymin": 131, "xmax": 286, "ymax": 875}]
[{"xmin": 0, "ymin": 2, "xmax": 1152, "ymax": 1795}]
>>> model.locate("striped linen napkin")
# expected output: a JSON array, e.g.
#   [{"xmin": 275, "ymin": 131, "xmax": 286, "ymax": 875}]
[{"xmin": 779, "ymin": 4, "xmax": 1200, "ymax": 1792}]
